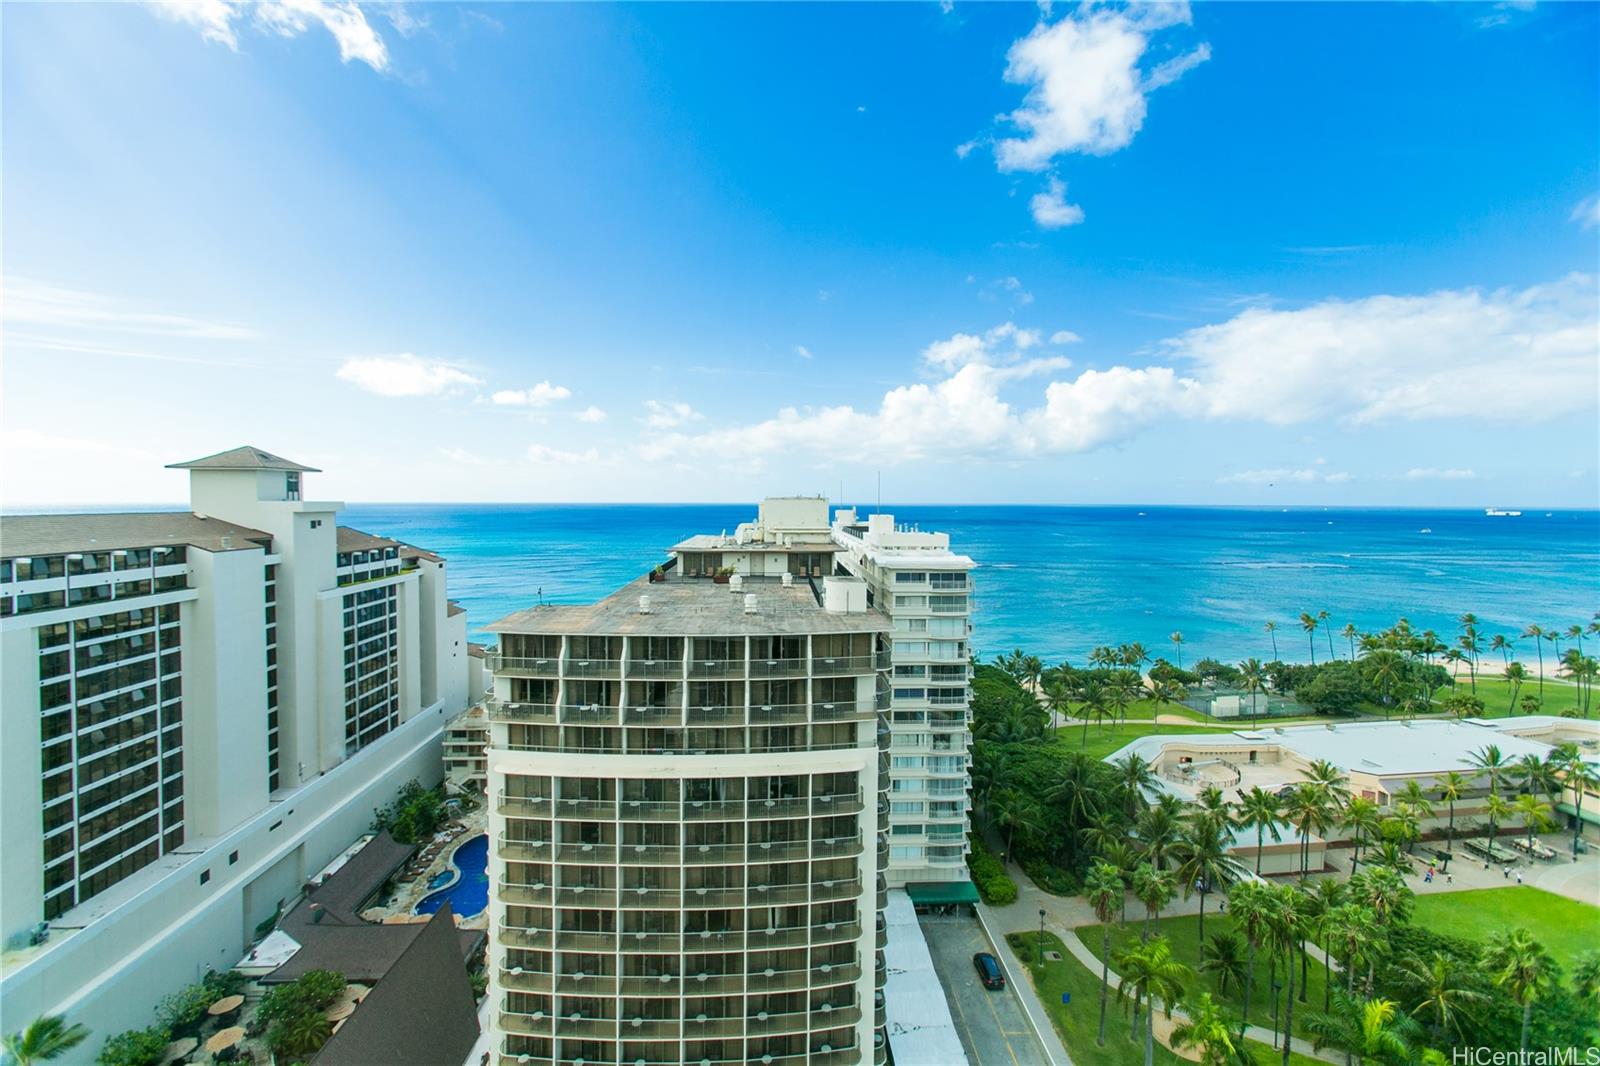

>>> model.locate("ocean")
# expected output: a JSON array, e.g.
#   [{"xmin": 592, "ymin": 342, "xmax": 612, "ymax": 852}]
[{"xmin": 342, "ymin": 503, "xmax": 1600, "ymax": 666}]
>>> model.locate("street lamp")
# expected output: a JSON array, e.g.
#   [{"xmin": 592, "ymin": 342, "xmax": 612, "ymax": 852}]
[{"xmin": 1037, "ymin": 908, "xmax": 1046, "ymax": 965}]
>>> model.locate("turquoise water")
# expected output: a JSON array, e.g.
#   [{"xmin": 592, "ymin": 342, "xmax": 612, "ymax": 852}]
[
  {"xmin": 344, "ymin": 504, "xmax": 1600, "ymax": 666},
  {"xmin": 414, "ymin": 833, "xmax": 488, "ymax": 918}
]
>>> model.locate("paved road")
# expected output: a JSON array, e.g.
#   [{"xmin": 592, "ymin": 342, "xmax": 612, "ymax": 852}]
[{"xmin": 920, "ymin": 912, "xmax": 1052, "ymax": 1066}]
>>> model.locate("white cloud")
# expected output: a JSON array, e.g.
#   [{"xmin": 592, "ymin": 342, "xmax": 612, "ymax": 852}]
[
  {"xmin": 1029, "ymin": 176, "xmax": 1085, "ymax": 228},
  {"xmin": 576, "ymin": 405, "xmax": 608, "ymax": 424},
  {"xmin": 1572, "ymin": 195, "xmax": 1600, "ymax": 230},
  {"xmin": 993, "ymin": 5, "xmax": 1207, "ymax": 172},
  {"xmin": 643, "ymin": 401, "xmax": 703, "ymax": 429},
  {"xmin": 1402, "ymin": 468, "xmax": 1477, "ymax": 481},
  {"xmin": 632, "ymin": 275, "xmax": 1598, "ymax": 466},
  {"xmin": 1049, "ymin": 329, "xmax": 1081, "ymax": 345},
  {"xmin": 4, "ymin": 277, "xmax": 256, "ymax": 339},
  {"xmin": 527, "ymin": 443, "xmax": 600, "ymax": 465},
  {"xmin": 146, "ymin": 0, "xmax": 391, "ymax": 71},
  {"xmin": 491, "ymin": 381, "xmax": 572, "ymax": 407},
  {"xmin": 335, "ymin": 354, "xmax": 480, "ymax": 397},
  {"xmin": 1217, "ymin": 468, "xmax": 1322, "ymax": 485},
  {"xmin": 796, "ymin": 345, "xmax": 814, "ymax": 359},
  {"xmin": 955, "ymin": 140, "xmax": 979, "ymax": 159}
]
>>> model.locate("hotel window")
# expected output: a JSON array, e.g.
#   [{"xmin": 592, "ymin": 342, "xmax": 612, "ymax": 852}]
[{"xmin": 893, "ymin": 572, "xmax": 926, "ymax": 584}]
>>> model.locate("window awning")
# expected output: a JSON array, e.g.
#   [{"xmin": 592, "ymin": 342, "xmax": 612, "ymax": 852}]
[{"xmin": 904, "ymin": 879, "xmax": 980, "ymax": 905}]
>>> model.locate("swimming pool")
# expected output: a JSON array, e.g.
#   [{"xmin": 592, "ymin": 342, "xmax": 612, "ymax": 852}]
[{"xmin": 414, "ymin": 833, "xmax": 488, "ymax": 918}]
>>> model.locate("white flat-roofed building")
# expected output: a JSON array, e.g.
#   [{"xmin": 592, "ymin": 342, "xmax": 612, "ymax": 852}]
[
  {"xmin": 0, "ymin": 446, "xmax": 470, "ymax": 1040},
  {"xmin": 830, "ymin": 509, "xmax": 975, "ymax": 889},
  {"xmin": 483, "ymin": 536, "xmax": 893, "ymax": 1065}
]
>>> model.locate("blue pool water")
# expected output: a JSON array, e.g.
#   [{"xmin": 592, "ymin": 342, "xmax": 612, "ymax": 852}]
[{"xmin": 414, "ymin": 834, "xmax": 488, "ymax": 918}]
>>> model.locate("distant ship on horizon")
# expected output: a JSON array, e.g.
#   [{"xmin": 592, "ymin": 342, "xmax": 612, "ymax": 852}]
[{"xmin": 1484, "ymin": 507, "xmax": 1523, "ymax": 517}]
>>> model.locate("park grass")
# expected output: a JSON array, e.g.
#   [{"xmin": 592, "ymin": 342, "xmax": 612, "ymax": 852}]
[
  {"xmin": 1410, "ymin": 886, "xmax": 1600, "ymax": 970},
  {"xmin": 1057, "ymin": 721, "xmax": 1236, "ymax": 762},
  {"xmin": 1075, "ymin": 913, "xmax": 1337, "ymax": 1041},
  {"xmin": 1007, "ymin": 930, "xmax": 1324, "ymax": 1066}
]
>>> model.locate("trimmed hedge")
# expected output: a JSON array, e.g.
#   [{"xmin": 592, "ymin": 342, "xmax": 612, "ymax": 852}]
[{"xmin": 967, "ymin": 836, "xmax": 1018, "ymax": 905}]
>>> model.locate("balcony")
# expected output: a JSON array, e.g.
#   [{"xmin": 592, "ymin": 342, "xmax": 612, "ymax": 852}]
[
  {"xmin": 687, "ymin": 705, "xmax": 744, "ymax": 725},
  {"xmin": 499, "ymin": 925, "xmax": 552, "ymax": 950},
  {"xmin": 682, "ymin": 799, "xmax": 744, "ymax": 821},
  {"xmin": 748, "ymin": 924, "xmax": 809, "ymax": 949},
  {"xmin": 555, "ymin": 798, "xmax": 617, "ymax": 819},
  {"xmin": 812, "ymin": 835, "xmax": 862, "ymax": 860},
  {"xmin": 812, "ymin": 1044, "xmax": 862, "ymax": 1066},
  {"xmin": 682, "ymin": 970, "xmax": 743, "ymax": 995},
  {"xmin": 744, "ymin": 967, "xmax": 811, "ymax": 994},
  {"xmin": 488, "ymin": 655, "xmax": 559, "ymax": 676},
  {"xmin": 746, "ymin": 839, "xmax": 808, "ymax": 862},
  {"xmin": 618, "ymin": 1016, "xmax": 679, "ymax": 1039},
  {"xmin": 619, "ymin": 973, "xmax": 681, "ymax": 996},
  {"xmin": 564, "ymin": 658, "xmax": 622, "ymax": 679},
  {"xmin": 813, "ymin": 701, "xmax": 872, "ymax": 722},
  {"xmin": 617, "ymin": 800, "xmax": 680, "ymax": 821},
  {"xmin": 618, "ymin": 886, "xmax": 680, "ymax": 908},
  {"xmin": 553, "ymin": 971, "xmax": 617, "ymax": 995},
  {"xmin": 681, "ymin": 1013, "xmax": 743, "ymax": 1038},
  {"xmin": 748, "ymin": 703, "xmax": 808, "ymax": 725},
  {"xmin": 745, "ymin": 881, "xmax": 808, "ymax": 906},
  {"xmin": 555, "ymin": 841, "xmax": 616, "ymax": 864},
  {"xmin": 499, "ymin": 837, "xmax": 552, "ymax": 862},
  {"xmin": 747, "ymin": 657, "xmax": 808, "ymax": 680},
  {"xmin": 618, "ymin": 843, "xmax": 679, "ymax": 865},
  {"xmin": 682, "ymin": 928, "xmax": 743, "ymax": 951},
  {"xmin": 811, "ymin": 961, "xmax": 863, "ymax": 986},
  {"xmin": 811, "ymin": 919, "xmax": 863, "ymax": 946},
  {"xmin": 812, "ymin": 878, "xmax": 864, "ymax": 903},
  {"xmin": 681, "ymin": 885, "xmax": 744, "ymax": 907},
  {"xmin": 624, "ymin": 705, "xmax": 681, "ymax": 725},
  {"xmin": 812, "ymin": 1004, "xmax": 863, "ymax": 1030},
  {"xmin": 811, "ymin": 791, "xmax": 863, "ymax": 816},
  {"xmin": 487, "ymin": 700, "xmax": 556, "ymax": 723},
  {"xmin": 498, "ymin": 1010, "xmax": 553, "ymax": 1037},
  {"xmin": 555, "ymin": 929, "xmax": 617, "ymax": 952},
  {"xmin": 745, "ymin": 1008, "xmax": 810, "ymax": 1037},
  {"xmin": 561, "ymin": 704, "xmax": 620, "ymax": 725},
  {"xmin": 553, "ymin": 885, "xmax": 618, "ymax": 907},
  {"xmin": 747, "ymin": 796, "xmax": 809, "ymax": 819},
  {"xmin": 619, "ymin": 930, "xmax": 680, "ymax": 952},
  {"xmin": 553, "ymin": 1014, "xmax": 616, "ymax": 1039},
  {"xmin": 688, "ymin": 658, "xmax": 745, "ymax": 680},
  {"xmin": 497, "ymin": 967, "xmax": 553, "ymax": 993},
  {"xmin": 497, "ymin": 795, "xmax": 553, "ymax": 819},
  {"xmin": 811, "ymin": 654, "xmax": 876, "ymax": 677},
  {"xmin": 683, "ymin": 842, "xmax": 744, "ymax": 865},
  {"xmin": 626, "ymin": 658, "xmax": 684, "ymax": 678},
  {"xmin": 498, "ymin": 881, "xmax": 553, "ymax": 906}
]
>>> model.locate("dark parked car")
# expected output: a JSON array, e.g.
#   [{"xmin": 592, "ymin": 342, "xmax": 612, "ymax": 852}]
[{"xmin": 973, "ymin": 951, "xmax": 1005, "ymax": 989}]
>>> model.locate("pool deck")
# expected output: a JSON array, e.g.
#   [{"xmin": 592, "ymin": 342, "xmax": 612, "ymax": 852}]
[{"xmin": 365, "ymin": 805, "xmax": 489, "ymax": 931}]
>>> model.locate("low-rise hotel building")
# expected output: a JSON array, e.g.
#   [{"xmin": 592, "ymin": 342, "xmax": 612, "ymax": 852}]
[
  {"xmin": 0, "ymin": 447, "xmax": 470, "ymax": 1038},
  {"xmin": 484, "ymin": 506, "xmax": 894, "ymax": 1066}
]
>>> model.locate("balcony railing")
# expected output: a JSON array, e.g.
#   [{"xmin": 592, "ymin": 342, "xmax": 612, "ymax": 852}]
[
  {"xmin": 555, "ymin": 797, "xmax": 616, "ymax": 819},
  {"xmin": 682, "ymin": 970, "xmax": 742, "ymax": 994},
  {"xmin": 814, "ymin": 701, "xmax": 872, "ymax": 721},
  {"xmin": 683, "ymin": 799, "xmax": 744, "ymax": 821},
  {"xmin": 618, "ymin": 843, "xmax": 679, "ymax": 865},
  {"xmin": 619, "ymin": 973, "xmax": 681, "ymax": 995},
  {"xmin": 617, "ymin": 799, "xmax": 680, "ymax": 821},
  {"xmin": 497, "ymin": 881, "xmax": 552, "ymax": 906},
  {"xmin": 746, "ymin": 839, "xmax": 808, "ymax": 862},
  {"xmin": 555, "ymin": 929, "xmax": 617, "ymax": 952},
  {"xmin": 499, "ymin": 837, "xmax": 552, "ymax": 862},
  {"xmin": 553, "ymin": 971, "xmax": 617, "ymax": 995},
  {"xmin": 561, "ymin": 704, "xmax": 620, "ymax": 725},
  {"xmin": 745, "ymin": 1008, "xmax": 811, "ymax": 1036},
  {"xmin": 681, "ymin": 885, "xmax": 744, "ymax": 907},
  {"xmin": 747, "ymin": 657, "xmax": 808, "ymax": 679},
  {"xmin": 812, "ymin": 835, "xmax": 863, "ymax": 859},
  {"xmin": 812, "ymin": 877, "xmax": 864, "ymax": 903},
  {"xmin": 553, "ymin": 885, "xmax": 618, "ymax": 907},
  {"xmin": 811, "ymin": 791, "xmax": 864, "ymax": 815},
  {"xmin": 499, "ymin": 926, "xmax": 552, "ymax": 950},
  {"xmin": 745, "ymin": 881, "xmax": 808, "ymax": 906},
  {"xmin": 497, "ymin": 794, "xmax": 553, "ymax": 818},
  {"xmin": 626, "ymin": 658, "xmax": 684, "ymax": 678},
  {"xmin": 683, "ymin": 843, "xmax": 744, "ymax": 865},
  {"xmin": 555, "ymin": 841, "xmax": 616, "ymax": 864},
  {"xmin": 488, "ymin": 655, "xmax": 559, "ymax": 675},
  {"xmin": 811, "ymin": 654, "xmax": 876, "ymax": 676},
  {"xmin": 553, "ymin": 1015, "xmax": 616, "ymax": 1039},
  {"xmin": 687, "ymin": 705, "xmax": 744, "ymax": 724},
  {"xmin": 682, "ymin": 929, "xmax": 743, "ymax": 951},
  {"xmin": 497, "ymin": 967, "xmax": 553, "ymax": 993},
  {"xmin": 564, "ymin": 658, "xmax": 622, "ymax": 678},
  {"xmin": 811, "ymin": 919, "xmax": 863, "ymax": 945},
  {"xmin": 747, "ymin": 796, "xmax": 809, "ymax": 819},
  {"xmin": 618, "ymin": 1016, "xmax": 679, "ymax": 1039},
  {"xmin": 620, "ymin": 930, "xmax": 680, "ymax": 952},
  {"xmin": 487, "ymin": 700, "xmax": 556, "ymax": 722},
  {"xmin": 744, "ymin": 966, "xmax": 813, "ymax": 994},
  {"xmin": 618, "ymin": 886, "xmax": 679, "ymax": 908},
  {"xmin": 748, "ymin": 924, "xmax": 810, "ymax": 948},
  {"xmin": 748, "ymin": 703, "xmax": 809, "ymax": 725},
  {"xmin": 498, "ymin": 1010, "xmax": 553, "ymax": 1036},
  {"xmin": 688, "ymin": 658, "xmax": 745, "ymax": 679}
]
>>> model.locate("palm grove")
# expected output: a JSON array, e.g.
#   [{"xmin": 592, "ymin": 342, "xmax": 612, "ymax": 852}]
[{"xmin": 971, "ymin": 645, "xmax": 1598, "ymax": 1065}]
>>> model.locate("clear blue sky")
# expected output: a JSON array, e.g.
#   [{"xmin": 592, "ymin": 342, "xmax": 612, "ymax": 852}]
[{"xmin": 4, "ymin": 1, "xmax": 1597, "ymax": 506}]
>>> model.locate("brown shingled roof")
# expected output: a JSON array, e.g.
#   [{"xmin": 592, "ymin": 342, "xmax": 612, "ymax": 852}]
[
  {"xmin": 166, "ymin": 445, "xmax": 320, "ymax": 472},
  {"xmin": 0, "ymin": 512, "xmax": 273, "ymax": 557}
]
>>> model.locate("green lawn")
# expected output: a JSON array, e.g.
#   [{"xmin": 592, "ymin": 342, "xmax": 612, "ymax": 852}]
[
  {"xmin": 1447, "ymin": 676, "xmax": 1588, "ymax": 719},
  {"xmin": 1075, "ymin": 914, "xmax": 1337, "ymax": 1041},
  {"xmin": 1410, "ymin": 886, "xmax": 1600, "ymax": 969},
  {"xmin": 1056, "ymin": 722, "xmax": 1237, "ymax": 762},
  {"xmin": 1007, "ymin": 930, "xmax": 1324, "ymax": 1066}
]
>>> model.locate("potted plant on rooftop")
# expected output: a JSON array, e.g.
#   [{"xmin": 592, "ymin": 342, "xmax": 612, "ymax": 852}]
[
  {"xmin": 649, "ymin": 566, "xmax": 666, "ymax": 584},
  {"xmin": 712, "ymin": 566, "xmax": 734, "ymax": 585}
]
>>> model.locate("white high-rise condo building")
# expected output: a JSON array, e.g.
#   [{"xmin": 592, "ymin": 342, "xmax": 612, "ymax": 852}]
[
  {"xmin": 828, "ymin": 510, "xmax": 974, "ymax": 890},
  {"xmin": 482, "ymin": 497, "xmax": 975, "ymax": 1066},
  {"xmin": 0, "ymin": 446, "xmax": 470, "ymax": 1037}
]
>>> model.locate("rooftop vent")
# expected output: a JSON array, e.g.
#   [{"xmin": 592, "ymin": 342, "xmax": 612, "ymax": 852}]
[
  {"xmin": 729, "ymin": 573, "xmax": 744, "ymax": 592},
  {"xmin": 638, "ymin": 595, "xmax": 652, "ymax": 614},
  {"xmin": 744, "ymin": 594, "xmax": 758, "ymax": 614},
  {"xmin": 781, "ymin": 573, "xmax": 794, "ymax": 588}
]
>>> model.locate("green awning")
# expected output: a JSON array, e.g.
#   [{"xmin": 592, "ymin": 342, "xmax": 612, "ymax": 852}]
[{"xmin": 904, "ymin": 880, "xmax": 980, "ymax": 905}]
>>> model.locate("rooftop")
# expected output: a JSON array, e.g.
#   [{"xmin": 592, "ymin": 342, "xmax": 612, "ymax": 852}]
[
  {"xmin": 670, "ymin": 533, "xmax": 839, "ymax": 554},
  {"xmin": 336, "ymin": 526, "xmax": 402, "ymax": 553},
  {"xmin": 0, "ymin": 511, "xmax": 273, "ymax": 557},
  {"xmin": 166, "ymin": 445, "xmax": 320, "ymax": 472},
  {"xmin": 488, "ymin": 574, "xmax": 889, "ymax": 637}
]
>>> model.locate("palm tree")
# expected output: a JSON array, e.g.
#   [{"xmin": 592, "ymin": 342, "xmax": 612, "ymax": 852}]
[
  {"xmin": 1523, "ymin": 624, "xmax": 1548, "ymax": 704},
  {"xmin": 1342, "ymin": 795, "xmax": 1381, "ymax": 877},
  {"xmin": 1325, "ymin": 902, "xmax": 1380, "ymax": 999},
  {"xmin": 1571, "ymin": 951, "xmax": 1600, "ymax": 1017},
  {"xmin": 1265, "ymin": 621, "xmax": 1279, "ymax": 661},
  {"xmin": 1132, "ymin": 862, "xmax": 1176, "ymax": 941},
  {"xmin": 1170, "ymin": 631, "xmax": 1186, "ymax": 671},
  {"xmin": 1084, "ymin": 862, "xmax": 1123, "ymax": 1047},
  {"xmin": 1043, "ymin": 678, "xmax": 1074, "ymax": 734},
  {"xmin": 1395, "ymin": 951, "xmax": 1487, "ymax": 1044},
  {"xmin": 1266, "ymin": 883, "xmax": 1306, "ymax": 1066},
  {"xmin": 1342, "ymin": 623, "xmax": 1358, "ymax": 660},
  {"xmin": 1436, "ymin": 770, "xmax": 1469, "ymax": 857},
  {"xmin": 1174, "ymin": 815, "xmax": 1243, "ymax": 948},
  {"xmin": 1490, "ymin": 633, "xmax": 1514, "ymax": 670},
  {"xmin": 1237, "ymin": 786, "xmax": 1283, "ymax": 875},
  {"xmin": 1300, "ymin": 612, "xmax": 1320, "ymax": 665},
  {"xmin": 1468, "ymin": 743, "xmax": 1510, "ymax": 800},
  {"xmin": 1201, "ymin": 931, "xmax": 1248, "ymax": 997},
  {"xmin": 990, "ymin": 787, "xmax": 1043, "ymax": 861},
  {"xmin": 1285, "ymin": 780, "xmax": 1335, "ymax": 878},
  {"xmin": 1, "ymin": 1017, "xmax": 90, "ymax": 1066},
  {"xmin": 1512, "ymin": 753, "xmax": 1557, "ymax": 798},
  {"xmin": 1503, "ymin": 661, "xmax": 1528, "ymax": 714},
  {"xmin": 1303, "ymin": 993, "xmax": 1420, "ymax": 1066},
  {"xmin": 1239, "ymin": 658, "xmax": 1266, "ymax": 727},
  {"xmin": 1485, "ymin": 928, "xmax": 1554, "ymax": 1052},
  {"xmin": 1113, "ymin": 936, "xmax": 1191, "ymax": 1066},
  {"xmin": 1137, "ymin": 794, "xmax": 1185, "ymax": 871},
  {"xmin": 1513, "ymin": 793, "xmax": 1554, "ymax": 851},
  {"xmin": 1228, "ymin": 880, "xmax": 1271, "ymax": 1025},
  {"xmin": 1114, "ymin": 753, "xmax": 1157, "ymax": 820},
  {"xmin": 1484, "ymin": 793, "xmax": 1514, "ymax": 852},
  {"xmin": 1552, "ymin": 745, "xmax": 1599, "ymax": 855},
  {"xmin": 1171, "ymin": 992, "xmax": 1236, "ymax": 1066}
]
